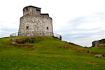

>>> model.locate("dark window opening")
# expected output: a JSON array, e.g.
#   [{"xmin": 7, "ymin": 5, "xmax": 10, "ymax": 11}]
[
  {"xmin": 26, "ymin": 26, "xmax": 29, "ymax": 30},
  {"xmin": 47, "ymin": 27, "xmax": 49, "ymax": 30}
]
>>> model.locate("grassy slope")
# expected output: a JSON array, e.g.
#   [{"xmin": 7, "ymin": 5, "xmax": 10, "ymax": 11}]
[
  {"xmin": 0, "ymin": 37, "xmax": 105, "ymax": 70},
  {"xmin": 89, "ymin": 47, "xmax": 105, "ymax": 54}
]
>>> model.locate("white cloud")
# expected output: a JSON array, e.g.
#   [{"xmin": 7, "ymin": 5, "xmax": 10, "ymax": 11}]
[{"xmin": 61, "ymin": 13, "xmax": 105, "ymax": 46}]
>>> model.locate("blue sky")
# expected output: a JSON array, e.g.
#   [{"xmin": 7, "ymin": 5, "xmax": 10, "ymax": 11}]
[{"xmin": 0, "ymin": 0, "xmax": 105, "ymax": 46}]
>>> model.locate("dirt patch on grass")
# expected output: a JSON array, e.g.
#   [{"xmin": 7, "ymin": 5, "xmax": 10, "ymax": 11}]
[{"xmin": 86, "ymin": 61, "xmax": 97, "ymax": 65}]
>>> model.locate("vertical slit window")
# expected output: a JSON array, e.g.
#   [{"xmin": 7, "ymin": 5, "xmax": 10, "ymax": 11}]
[
  {"xmin": 47, "ymin": 27, "xmax": 49, "ymax": 30},
  {"xmin": 26, "ymin": 26, "xmax": 29, "ymax": 30}
]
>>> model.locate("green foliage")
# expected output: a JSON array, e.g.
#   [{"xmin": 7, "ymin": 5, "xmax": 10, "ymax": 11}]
[{"xmin": 0, "ymin": 37, "xmax": 105, "ymax": 70}]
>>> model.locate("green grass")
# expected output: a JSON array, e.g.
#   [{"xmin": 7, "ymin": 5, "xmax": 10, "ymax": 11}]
[
  {"xmin": 0, "ymin": 36, "xmax": 105, "ymax": 70},
  {"xmin": 89, "ymin": 47, "xmax": 105, "ymax": 54}
]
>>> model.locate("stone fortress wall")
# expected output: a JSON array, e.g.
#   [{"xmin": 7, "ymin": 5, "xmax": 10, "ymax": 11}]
[
  {"xmin": 18, "ymin": 6, "xmax": 53, "ymax": 36},
  {"xmin": 92, "ymin": 39, "xmax": 105, "ymax": 47}
]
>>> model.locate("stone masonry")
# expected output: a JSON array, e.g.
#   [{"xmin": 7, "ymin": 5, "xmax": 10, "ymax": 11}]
[
  {"xmin": 18, "ymin": 6, "xmax": 53, "ymax": 36},
  {"xmin": 92, "ymin": 39, "xmax": 105, "ymax": 47}
]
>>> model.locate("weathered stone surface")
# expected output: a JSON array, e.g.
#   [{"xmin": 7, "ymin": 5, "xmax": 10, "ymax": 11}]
[
  {"xmin": 18, "ymin": 6, "xmax": 53, "ymax": 36},
  {"xmin": 92, "ymin": 39, "xmax": 105, "ymax": 47}
]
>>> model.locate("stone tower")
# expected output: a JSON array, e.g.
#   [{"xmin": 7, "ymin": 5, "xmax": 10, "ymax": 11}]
[{"xmin": 18, "ymin": 6, "xmax": 53, "ymax": 36}]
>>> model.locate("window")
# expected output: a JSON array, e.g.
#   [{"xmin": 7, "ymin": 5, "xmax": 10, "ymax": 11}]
[
  {"xmin": 46, "ymin": 27, "xmax": 49, "ymax": 30},
  {"xmin": 26, "ymin": 26, "xmax": 29, "ymax": 30}
]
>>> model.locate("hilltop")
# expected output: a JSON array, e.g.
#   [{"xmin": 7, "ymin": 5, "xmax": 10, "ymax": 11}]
[{"xmin": 0, "ymin": 36, "xmax": 105, "ymax": 70}]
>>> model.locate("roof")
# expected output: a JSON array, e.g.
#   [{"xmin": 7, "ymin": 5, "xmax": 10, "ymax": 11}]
[
  {"xmin": 41, "ymin": 13, "xmax": 49, "ymax": 16},
  {"xmin": 23, "ymin": 5, "xmax": 41, "ymax": 11}
]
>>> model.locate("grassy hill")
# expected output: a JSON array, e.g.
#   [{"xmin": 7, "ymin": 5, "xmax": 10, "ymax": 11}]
[{"xmin": 0, "ymin": 36, "xmax": 105, "ymax": 70}]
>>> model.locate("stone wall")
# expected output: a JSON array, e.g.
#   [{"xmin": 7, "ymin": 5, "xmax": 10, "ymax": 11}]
[
  {"xmin": 92, "ymin": 39, "xmax": 105, "ymax": 47},
  {"xmin": 18, "ymin": 6, "xmax": 53, "ymax": 36}
]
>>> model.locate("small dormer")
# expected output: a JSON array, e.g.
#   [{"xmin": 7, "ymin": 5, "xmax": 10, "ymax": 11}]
[{"xmin": 23, "ymin": 5, "xmax": 41, "ymax": 16}]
